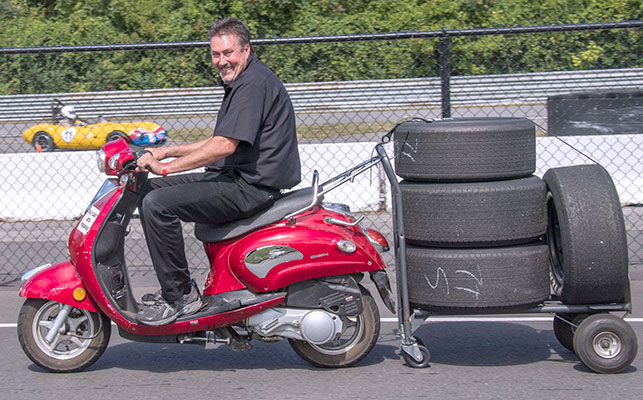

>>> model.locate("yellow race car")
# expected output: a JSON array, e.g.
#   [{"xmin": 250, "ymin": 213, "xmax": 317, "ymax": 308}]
[{"xmin": 22, "ymin": 99, "xmax": 167, "ymax": 152}]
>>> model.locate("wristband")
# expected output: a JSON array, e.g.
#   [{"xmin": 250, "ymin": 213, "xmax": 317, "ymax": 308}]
[{"xmin": 162, "ymin": 163, "xmax": 167, "ymax": 177}]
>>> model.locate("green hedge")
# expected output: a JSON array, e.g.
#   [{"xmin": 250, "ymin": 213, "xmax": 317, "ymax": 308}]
[{"xmin": 0, "ymin": 0, "xmax": 640, "ymax": 94}]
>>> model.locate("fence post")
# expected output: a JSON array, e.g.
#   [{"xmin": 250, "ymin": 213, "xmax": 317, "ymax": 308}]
[{"xmin": 439, "ymin": 29, "xmax": 452, "ymax": 118}]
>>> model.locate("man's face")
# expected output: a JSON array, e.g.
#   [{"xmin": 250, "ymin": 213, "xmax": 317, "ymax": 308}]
[{"xmin": 210, "ymin": 34, "xmax": 251, "ymax": 84}]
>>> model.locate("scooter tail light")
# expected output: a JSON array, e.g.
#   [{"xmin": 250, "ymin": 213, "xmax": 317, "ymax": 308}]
[{"xmin": 364, "ymin": 228, "xmax": 390, "ymax": 253}]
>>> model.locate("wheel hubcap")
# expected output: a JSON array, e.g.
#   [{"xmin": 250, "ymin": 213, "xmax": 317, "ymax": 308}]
[
  {"xmin": 309, "ymin": 314, "xmax": 364, "ymax": 355},
  {"xmin": 546, "ymin": 197, "xmax": 564, "ymax": 296},
  {"xmin": 593, "ymin": 331, "xmax": 621, "ymax": 359},
  {"xmin": 32, "ymin": 301, "xmax": 95, "ymax": 360},
  {"xmin": 35, "ymin": 135, "xmax": 50, "ymax": 150}
]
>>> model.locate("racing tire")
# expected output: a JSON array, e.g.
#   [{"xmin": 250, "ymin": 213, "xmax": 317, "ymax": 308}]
[
  {"xmin": 32, "ymin": 131, "xmax": 55, "ymax": 152},
  {"xmin": 406, "ymin": 243, "xmax": 550, "ymax": 312},
  {"xmin": 394, "ymin": 118, "xmax": 536, "ymax": 182},
  {"xmin": 543, "ymin": 164, "xmax": 629, "ymax": 305},
  {"xmin": 401, "ymin": 176, "xmax": 547, "ymax": 247},
  {"xmin": 573, "ymin": 314, "xmax": 637, "ymax": 374},
  {"xmin": 17, "ymin": 299, "xmax": 111, "ymax": 373},
  {"xmin": 106, "ymin": 130, "xmax": 131, "ymax": 143},
  {"xmin": 288, "ymin": 285, "xmax": 380, "ymax": 368}
]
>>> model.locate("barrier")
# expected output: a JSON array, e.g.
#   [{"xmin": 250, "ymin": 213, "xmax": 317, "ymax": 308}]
[{"xmin": 0, "ymin": 136, "xmax": 640, "ymax": 221}]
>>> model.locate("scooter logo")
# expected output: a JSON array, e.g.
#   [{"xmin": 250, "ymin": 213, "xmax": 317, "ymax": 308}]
[{"xmin": 78, "ymin": 206, "xmax": 100, "ymax": 235}]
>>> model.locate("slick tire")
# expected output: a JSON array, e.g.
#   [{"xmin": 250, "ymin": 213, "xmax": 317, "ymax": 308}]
[
  {"xmin": 33, "ymin": 131, "xmax": 56, "ymax": 152},
  {"xmin": 394, "ymin": 118, "xmax": 536, "ymax": 182},
  {"xmin": 106, "ymin": 130, "xmax": 131, "ymax": 143},
  {"xmin": 543, "ymin": 164, "xmax": 629, "ymax": 305},
  {"xmin": 406, "ymin": 243, "xmax": 550, "ymax": 311},
  {"xmin": 401, "ymin": 176, "xmax": 547, "ymax": 247}
]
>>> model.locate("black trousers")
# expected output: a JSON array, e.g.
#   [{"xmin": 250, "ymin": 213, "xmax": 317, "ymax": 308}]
[{"xmin": 138, "ymin": 169, "xmax": 279, "ymax": 302}]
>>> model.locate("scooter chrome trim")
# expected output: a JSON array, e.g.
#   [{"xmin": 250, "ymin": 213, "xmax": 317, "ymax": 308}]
[
  {"xmin": 44, "ymin": 304, "xmax": 72, "ymax": 344},
  {"xmin": 21, "ymin": 263, "xmax": 52, "ymax": 282},
  {"xmin": 247, "ymin": 307, "xmax": 344, "ymax": 345},
  {"xmin": 244, "ymin": 245, "xmax": 304, "ymax": 279}
]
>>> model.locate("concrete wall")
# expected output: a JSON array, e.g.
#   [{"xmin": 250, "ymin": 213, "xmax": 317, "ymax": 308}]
[{"xmin": 1, "ymin": 135, "xmax": 641, "ymax": 221}]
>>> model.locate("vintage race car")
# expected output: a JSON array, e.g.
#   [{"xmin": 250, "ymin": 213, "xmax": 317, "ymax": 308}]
[{"xmin": 22, "ymin": 99, "xmax": 167, "ymax": 151}]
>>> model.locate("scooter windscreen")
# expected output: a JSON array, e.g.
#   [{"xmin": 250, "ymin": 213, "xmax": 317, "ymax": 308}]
[{"xmin": 85, "ymin": 179, "xmax": 119, "ymax": 213}]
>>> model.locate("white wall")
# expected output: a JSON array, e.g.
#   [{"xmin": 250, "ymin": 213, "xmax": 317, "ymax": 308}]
[{"xmin": 0, "ymin": 136, "xmax": 640, "ymax": 221}]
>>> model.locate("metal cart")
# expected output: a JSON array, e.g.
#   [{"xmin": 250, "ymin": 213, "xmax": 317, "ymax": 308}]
[{"xmin": 374, "ymin": 143, "xmax": 637, "ymax": 374}]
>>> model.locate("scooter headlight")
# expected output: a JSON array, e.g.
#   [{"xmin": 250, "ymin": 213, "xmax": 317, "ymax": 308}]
[{"xmin": 96, "ymin": 149, "xmax": 105, "ymax": 173}]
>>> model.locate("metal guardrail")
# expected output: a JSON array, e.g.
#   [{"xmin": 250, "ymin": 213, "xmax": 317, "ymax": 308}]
[{"xmin": 1, "ymin": 68, "xmax": 641, "ymax": 122}]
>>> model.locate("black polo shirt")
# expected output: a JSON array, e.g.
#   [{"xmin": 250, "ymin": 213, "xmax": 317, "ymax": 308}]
[{"xmin": 208, "ymin": 55, "xmax": 301, "ymax": 190}]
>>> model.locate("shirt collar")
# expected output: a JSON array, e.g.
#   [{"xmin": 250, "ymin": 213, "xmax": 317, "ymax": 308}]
[{"xmin": 222, "ymin": 54, "xmax": 258, "ymax": 92}]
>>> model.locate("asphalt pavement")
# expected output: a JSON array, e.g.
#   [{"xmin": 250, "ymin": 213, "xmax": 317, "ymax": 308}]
[
  {"xmin": 0, "ymin": 204, "xmax": 642, "ymax": 399},
  {"xmin": 1, "ymin": 260, "xmax": 642, "ymax": 399}
]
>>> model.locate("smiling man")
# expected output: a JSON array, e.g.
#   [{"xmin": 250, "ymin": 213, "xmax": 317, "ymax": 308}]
[{"xmin": 135, "ymin": 17, "xmax": 301, "ymax": 326}]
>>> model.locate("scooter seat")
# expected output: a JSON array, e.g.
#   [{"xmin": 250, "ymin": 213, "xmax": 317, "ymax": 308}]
[{"xmin": 194, "ymin": 187, "xmax": 317, "ymax": 243}]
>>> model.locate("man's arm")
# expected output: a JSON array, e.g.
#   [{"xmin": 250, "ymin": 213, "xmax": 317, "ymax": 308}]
[{"xmin": 137, "ymin": 136, "xmax": 239, "ymax": 175}]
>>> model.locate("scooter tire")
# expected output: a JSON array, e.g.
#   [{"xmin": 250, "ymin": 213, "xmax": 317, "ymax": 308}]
[
  {"xmin": 288, "ymin": 286, "xmax": 380, "ymax": 368},
  {"xmin": 17, "ymin": 298, "xmax": 111, "ymax": 373}
]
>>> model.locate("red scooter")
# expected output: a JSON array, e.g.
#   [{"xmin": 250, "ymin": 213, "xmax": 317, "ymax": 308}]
[{"xmin": 17, "ymin": 138, "xmax": 394, "ymax": 372}]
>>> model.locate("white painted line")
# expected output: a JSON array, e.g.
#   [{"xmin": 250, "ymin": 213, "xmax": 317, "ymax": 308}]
[
  {"xmin": 380, "ymin": 317, "xmax": 643, "ymax": 323},
  {"xmin": 2, "ymin": 317, "xmax": 643, "ymax": 328}
]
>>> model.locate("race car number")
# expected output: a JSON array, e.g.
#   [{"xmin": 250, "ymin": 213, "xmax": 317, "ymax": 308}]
[
  {"xmin": 77, "ymin": 206, "xmax": 100, "ymax": 235},
  {"xmin": 61, "ymin": 127, "xmax": 77, "ymax": 143}
]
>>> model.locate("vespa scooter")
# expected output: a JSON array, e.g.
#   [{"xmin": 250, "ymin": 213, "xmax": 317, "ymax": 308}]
[{"xmin": 17, "ymin": 138, "xmax": 395, "ymax": 372}]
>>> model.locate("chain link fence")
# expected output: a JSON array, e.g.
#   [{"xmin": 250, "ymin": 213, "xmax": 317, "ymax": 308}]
[{"xmin": 0, "ymin": 21, "xmax": 641, "ymax": 284}]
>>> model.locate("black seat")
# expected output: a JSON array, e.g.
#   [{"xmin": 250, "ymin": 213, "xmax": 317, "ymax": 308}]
[{"xmin": 194, "ymin": 187, "xmax": 317, "ymax": 243}]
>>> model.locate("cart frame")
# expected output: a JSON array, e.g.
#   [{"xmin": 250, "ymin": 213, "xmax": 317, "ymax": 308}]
[{"xmin": 374, "ymin": 143, "xmax": 635, "ymax": 370}]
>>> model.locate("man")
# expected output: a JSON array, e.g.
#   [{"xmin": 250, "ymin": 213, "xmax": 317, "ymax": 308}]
[{"xmin": 135, "ymin": 17, "xmax": 301, "ymax": 326}]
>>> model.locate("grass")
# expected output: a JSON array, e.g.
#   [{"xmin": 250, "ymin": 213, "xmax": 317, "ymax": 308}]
[{"xmin": 170, "ymin": 121, "xmax": 397, "ymax": 143}]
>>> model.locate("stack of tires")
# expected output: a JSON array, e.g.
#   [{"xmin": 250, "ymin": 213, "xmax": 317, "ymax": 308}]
[
  {"xmin": 393, "ymin": 117, "xmax": 629, "ymax": 313},
  {"xmin": 394, "ymin": 118, "xmax": 550, "ymax": 312}
]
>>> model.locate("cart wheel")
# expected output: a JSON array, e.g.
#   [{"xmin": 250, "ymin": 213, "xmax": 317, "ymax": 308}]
[
  {"xmin": 402, "ymin": 337, "xmax": 431, "ymax": 368},
  {"xmin": 553, "ymin": 313, "xmax": 588, "ymax": 352},
  {"xmin": 573, "ymin": 314, "xmax": 637, "ymax": 374}
]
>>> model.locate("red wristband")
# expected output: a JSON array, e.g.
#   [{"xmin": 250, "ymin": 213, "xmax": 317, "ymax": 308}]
[{"xmin": 162, "ymin": 163, "xmax": 167, "ymax": 177}]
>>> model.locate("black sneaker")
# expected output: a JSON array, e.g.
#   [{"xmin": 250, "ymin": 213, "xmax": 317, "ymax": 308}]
[{"xmin": 136, "ymin": 285, "xmax": 203, "ymax": 326}]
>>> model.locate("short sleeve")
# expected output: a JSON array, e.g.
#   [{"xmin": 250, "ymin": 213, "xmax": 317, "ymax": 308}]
[{"xmin": 214, "ymin": 80, "xmax": 266, "ymax": 145}]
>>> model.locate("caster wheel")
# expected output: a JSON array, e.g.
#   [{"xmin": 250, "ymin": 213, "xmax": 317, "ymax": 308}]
[
  {"xmin": 402, "ymin": 337, "xmax": 431, "ymax": 368},
  {"xmin": 553, "ymin": 313, "xmax": 588, "ymax": 352},
  {"xmin": 573, "ymin": 314, "xmax": 638, "ymax": 374}
]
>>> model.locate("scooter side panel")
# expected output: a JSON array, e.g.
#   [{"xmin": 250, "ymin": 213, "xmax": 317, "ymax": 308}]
[
  {"xmin": 228, "ymin": 212, "xmax": 387, "ymax": 293},
  {"xmin": 119, "ymin": 296, "xmax": 285, "ymax": 336},
  {"xmin": 18, "ymin": 260, "xmax": 100, "ymax": 312},
  {"xmin": 202, "ymin": 241, "xmax": 247, "ymax": 296}
]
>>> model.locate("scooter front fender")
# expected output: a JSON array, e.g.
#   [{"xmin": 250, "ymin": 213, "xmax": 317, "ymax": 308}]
[{"xmin": 19, "ymin": 260, "xmax": 99, "ymax": 313}]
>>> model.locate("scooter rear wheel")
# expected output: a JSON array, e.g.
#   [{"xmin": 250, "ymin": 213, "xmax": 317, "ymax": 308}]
[
  {"xmin": 17, "ymin": 298, "xmax": 111, "ymax": 373},
  {"xmin": 288, "ymin": 286, "xmax": 380, "ymax": 368}
]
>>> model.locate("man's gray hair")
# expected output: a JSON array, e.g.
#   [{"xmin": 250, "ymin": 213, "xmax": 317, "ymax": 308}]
[{"xmin": 208, "ymin": 17, "xmax": 251, "ymax": 48}]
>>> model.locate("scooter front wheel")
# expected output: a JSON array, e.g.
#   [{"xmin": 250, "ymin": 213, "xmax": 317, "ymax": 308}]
[
  {"xmin": 17, "ymin": 299, "xmax": 111, "ymax": 373},
  {"xmin": 288, "ymin": 286, "xmax": 380, "ymax": 368}
]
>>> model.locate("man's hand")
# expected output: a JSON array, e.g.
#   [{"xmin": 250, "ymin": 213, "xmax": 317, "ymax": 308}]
[
  {"xmin": 146, "ymin": 147, "xmax": 167, "ymax": 161},
  {"xmin": 136, "ymin": 151, "xmax": 163, "ymax": 175}
]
